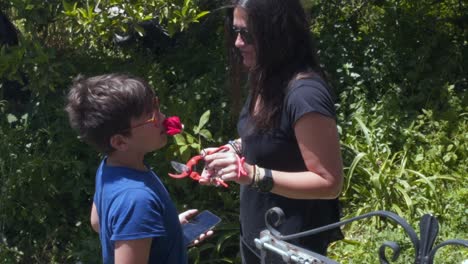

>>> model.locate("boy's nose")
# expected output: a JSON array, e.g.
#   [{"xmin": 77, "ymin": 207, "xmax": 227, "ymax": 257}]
[{"xmin": 158, "ymin": 112, "xmax": 166, "ymax": 125}]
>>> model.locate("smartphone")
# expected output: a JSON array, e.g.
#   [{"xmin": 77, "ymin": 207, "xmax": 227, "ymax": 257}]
[{"xmin": 182, "ymin": 210, "xmax": 221, "ymax": 246}]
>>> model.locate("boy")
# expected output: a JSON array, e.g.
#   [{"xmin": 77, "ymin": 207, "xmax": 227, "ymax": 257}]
[{"xmin": 66, "ymin": 74, "xmax": 205, "ymax": 263}]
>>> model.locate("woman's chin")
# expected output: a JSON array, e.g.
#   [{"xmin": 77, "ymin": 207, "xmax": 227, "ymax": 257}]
[{"xmin": 243, "ymin": 58, "xmax": 254, "ymax": 68}]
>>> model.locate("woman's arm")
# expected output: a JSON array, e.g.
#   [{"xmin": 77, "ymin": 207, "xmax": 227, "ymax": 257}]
[
  {"xmin": 202, "ymin": 113, "xmax": 343, "ymax": 200},
  {"xmin": 269, "ymin": 112, "xmax": 343, "ymax": 199}
]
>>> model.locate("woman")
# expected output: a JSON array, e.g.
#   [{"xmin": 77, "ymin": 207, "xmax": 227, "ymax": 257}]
[{"xmin": 201, "ymin": 0, "xmax": 344, "ymax": 262}]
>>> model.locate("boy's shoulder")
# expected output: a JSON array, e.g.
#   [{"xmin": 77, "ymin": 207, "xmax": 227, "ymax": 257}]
[
  {"xmin": 96, "ymin": 159, "xmax": 162, "ymax": 191},
  {"xmin": 97, "ymin": 172, "xmax": 167, "ymax": 217}
]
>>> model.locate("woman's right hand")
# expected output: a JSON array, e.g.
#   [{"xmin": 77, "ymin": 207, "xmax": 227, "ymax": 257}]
[
  {"xmin": 199, "ymin": 146, "xmax": 253, "ymax": 186},
  {"xmin": 198, "ymin": 147, "xmax": 223, "ymax": 186}
]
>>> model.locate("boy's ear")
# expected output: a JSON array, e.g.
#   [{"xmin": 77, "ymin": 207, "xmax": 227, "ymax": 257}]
[{"xmin": 110, "ymin": 134, "xmax": 129, "ymax": 151}]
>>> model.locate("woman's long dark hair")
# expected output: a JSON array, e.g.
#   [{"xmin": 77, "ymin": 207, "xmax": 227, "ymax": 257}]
[{"xmin": 227, "ymin": 0, "xmax": 325, "ymax": 129}]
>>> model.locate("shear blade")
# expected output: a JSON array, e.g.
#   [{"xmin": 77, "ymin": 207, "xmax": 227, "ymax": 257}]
[{"xmin": 171, "ymin": 161, "xmax": 190, "ymax": 174}]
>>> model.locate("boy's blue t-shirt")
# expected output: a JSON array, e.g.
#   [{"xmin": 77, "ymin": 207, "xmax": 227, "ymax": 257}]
[{"xmin": 94, "ymin": 159, "xmax": 187, "ymax": 264}]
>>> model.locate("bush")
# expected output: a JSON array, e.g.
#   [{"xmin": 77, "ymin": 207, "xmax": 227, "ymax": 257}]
[{"xmin": 1, "ymin": 0, "xmax": 466, "ymax": 263}]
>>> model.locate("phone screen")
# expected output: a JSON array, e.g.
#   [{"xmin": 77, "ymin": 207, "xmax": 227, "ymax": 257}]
[{"xmin": 182, "ymin": 210, "xmax": 221, "ymax": 246}]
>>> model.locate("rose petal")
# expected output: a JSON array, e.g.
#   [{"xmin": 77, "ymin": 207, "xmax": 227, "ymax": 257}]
[{"xmin": 163, "ymin": 116, "xmax": 183, "ymax": 136}]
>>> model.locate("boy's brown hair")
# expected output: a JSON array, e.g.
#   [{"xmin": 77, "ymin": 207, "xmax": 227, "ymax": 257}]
[{"xmin": 65, "ymin": 73, "xmax": 155, "ymax": 153}]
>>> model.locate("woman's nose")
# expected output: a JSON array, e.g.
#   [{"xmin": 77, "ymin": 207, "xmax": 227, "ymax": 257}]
[{"xmin": 234, "ymin": 33, "xmax": 244, "ymax": 48}]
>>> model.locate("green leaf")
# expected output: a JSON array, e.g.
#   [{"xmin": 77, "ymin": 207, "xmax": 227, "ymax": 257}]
[
  {"xmin": 182, "ymin": 0, "xmax": 190, "ymax": 16},
  {"xmin": 7, "ymin": 114, "xmax": 18, "ymax": 123},
  {"xmin": 194, "ymin": 11, "xmax": 210, "ymax": 21},
  {"xmin": 394, "ymin": 185, "xmax": 413, "ymax": 212},
  {"xmin": 199, "ymin": 129, "xmax": 212, "ymax": 141},
  {"xmin": 173, "ymin": 134, "xmax": 186, "ymax": 145},
  {"xmin": 344, "ymin": 152, "xmax": 366, "ymax": 194},
  {"xmin": 78, "ymin": 8, "xmax": 88, "ymax": 19},
  {"xmin": 62, "ymin": 0, "xmax": 77, "ymax": 12},
  {"xmin": 134, "ymin": 24, "xmax": 146, "ymax": 37},
  {"xmin": 390, "ymin": 203, "xmax": 404, "ymax": 217},
  {"xmin": 447, "ymin": 144, "xmax": 454, "ymax": 151},
  {"xmin": 197, "ymin": 110, "xmax": 210, "ymax": 131},
  {"xmin": 186, "ymin": 133, "xmax": 196, "ymax": 144},
  {"xmin": 190, "ymin": 143, "xmax": 200, "ymax": 149},
  {"xmin": 179, "ymin": 145, "xmax": 188, "ymax": 155},
  {"xmin": 407, "ymin": 169, "xmax": 435, "ymax": 192},
  {"xmin": 415, "ymin": 154, "xmax": 424, "ymax": 162},
  {"xmin": 354, "ymin": 116, "xmax": 372, "ymax": 147},
  {"xmin": 370, "ymin": 172, "xmax": 381, "ymax": 190}
]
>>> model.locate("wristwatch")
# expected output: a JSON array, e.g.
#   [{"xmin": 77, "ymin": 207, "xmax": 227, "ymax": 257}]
[{"xmin": 257, "ymin": 169, "xmax": 274, "ymax": 193}]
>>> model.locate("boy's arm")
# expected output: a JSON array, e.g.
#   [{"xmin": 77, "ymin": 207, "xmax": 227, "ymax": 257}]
[
  {"xmin": 115, "ymin": 238, "xmax": 152, "ymax": 264},
  {"xmin": 90, "ymin": 202, "xmax": 99, "ymax": 233}
]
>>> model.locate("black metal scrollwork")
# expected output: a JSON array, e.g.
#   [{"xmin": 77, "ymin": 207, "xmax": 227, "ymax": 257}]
[{"xmin": 263, "ymin": 207, "xmax": 468, "ymax": 264}]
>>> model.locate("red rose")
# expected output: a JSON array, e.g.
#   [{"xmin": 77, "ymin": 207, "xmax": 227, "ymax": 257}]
[{"xmin": 163, "ymin": 116, "xmax": 183, "ymax": 136}]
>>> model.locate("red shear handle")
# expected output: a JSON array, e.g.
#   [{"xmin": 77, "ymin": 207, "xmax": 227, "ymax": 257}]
[
  {"xmin": 168, "ymin": 155, "xmax": 204, "ymax": 179},
  {"xmin": 215, "ymin": 179, "xmax": 229, "ymax": 188},
  {"xmin": 168, "ymin": 146, "xmax": 231, "ymax": 187},
  {"xmin": 205, "ymin": 145, "xmax": 230, "ymax": 155}
]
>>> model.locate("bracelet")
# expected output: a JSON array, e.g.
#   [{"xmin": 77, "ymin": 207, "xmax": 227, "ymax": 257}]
[
  {"xmin": 250, "ymin": 165, "xmax": 262, "ymax": 188},
  {"xmin": 249, "ymin": 164, "xmax": 257, "ymax": 186},
  {"xmin": 228, "ymin": 140, "xmax": 242, "ymax": 156},
  {"xmin": 255, "ymin": 166, "xmax": 262, "ymax": 187}
]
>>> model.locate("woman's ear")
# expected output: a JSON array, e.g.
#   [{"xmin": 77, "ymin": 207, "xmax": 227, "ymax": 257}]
[{"xmin": 110, "ymin": 134, "xmax": 129, "ymax": 151}]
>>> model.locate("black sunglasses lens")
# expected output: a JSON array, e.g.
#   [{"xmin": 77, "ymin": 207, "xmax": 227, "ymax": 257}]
[
  {"xmin": 242, "ymin": 31, "xmax": 253, "ymax": 44},
  {"xmin": 233, "ymin": 26, "xmax": 253, "ymax": 44}
]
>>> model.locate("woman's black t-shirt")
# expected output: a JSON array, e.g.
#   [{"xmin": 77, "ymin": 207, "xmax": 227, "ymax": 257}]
[{"xmin": 238, "ymin": 77, "xmax": 343, "ymax": 256}]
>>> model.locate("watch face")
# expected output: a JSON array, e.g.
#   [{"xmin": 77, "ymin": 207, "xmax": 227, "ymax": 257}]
[{"xmin": 259, "ymin": 170, "xmax": 274, "ymax": 192}]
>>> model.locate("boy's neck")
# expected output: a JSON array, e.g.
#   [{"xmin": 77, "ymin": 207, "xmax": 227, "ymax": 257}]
[{"xmin": 107, "ymin": 151, "xmax": 148, "ymax": 171}]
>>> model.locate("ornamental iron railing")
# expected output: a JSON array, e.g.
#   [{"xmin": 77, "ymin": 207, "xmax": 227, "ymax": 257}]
[{"xmin": 254, "ymin": 207, "xmax": 468, "ymax": 264}]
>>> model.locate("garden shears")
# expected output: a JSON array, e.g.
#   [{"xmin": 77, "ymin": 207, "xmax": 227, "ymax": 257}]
[{"xmin": 169, "ymin": 146, "xmax": 230, "ymax": 188}]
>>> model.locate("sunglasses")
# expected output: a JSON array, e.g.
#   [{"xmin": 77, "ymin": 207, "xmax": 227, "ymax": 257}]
[
  {"xmin": 232, "ymin": 26, "xmax": 254, "ymax": 45},
  {"xmin": 128, "ymin": 97, "xmax": 161, "ymax": 130}
]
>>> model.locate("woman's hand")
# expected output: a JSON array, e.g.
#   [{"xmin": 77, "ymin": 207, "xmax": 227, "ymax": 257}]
[
  {"xmin": 198, "ymin": 147, "xmax": 226, "ymax": 186},
  {"xmin": 178, "ymin": 209, "xmax": 214, "ymax": 245},
  {"xmin": 199, "ymin": 150, "xmax": 253, "ymax": 186}
]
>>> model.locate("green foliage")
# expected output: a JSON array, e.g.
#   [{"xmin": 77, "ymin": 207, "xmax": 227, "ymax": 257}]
[
  {"xmin": 311, "ymin": 0, "xmax": 467, "ymax": 261},
  {"xmin": 61, "ymin": 0, "xmax": 210, "ymax": 48},
  {"xmin": 1, "ymin": 0, "xmax": 466, "ymax": 263},
  {"xmin": 168, "ymin": 110, "xmax": 214, "ymax": 161},
  {"xmin": 0, "ymin": 95, "xmax": 100, "ymax": 263},
  {"xmin": 161, "ymin": 111, "xmax": 241, "ymax": 263}
]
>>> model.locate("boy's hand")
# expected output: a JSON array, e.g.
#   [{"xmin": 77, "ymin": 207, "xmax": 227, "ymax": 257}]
[
  {"xmin": 178, "ymin": 209, "xmax": 214, "ymax": 245},
  {"xmin": 178, "ymin": 209, "xmax": 198, "ymax": 224}
]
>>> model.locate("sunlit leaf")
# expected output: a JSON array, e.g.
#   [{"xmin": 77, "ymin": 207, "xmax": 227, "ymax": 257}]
[{"xmin": 197, "ymin": 110, "xmax": 210, "ymax": 130}]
